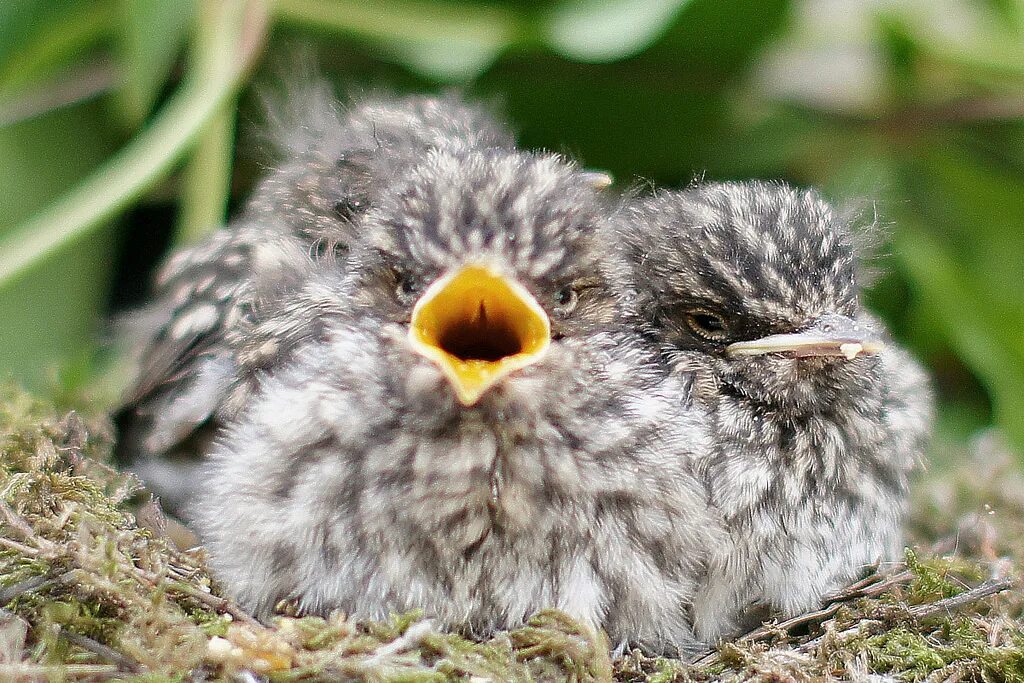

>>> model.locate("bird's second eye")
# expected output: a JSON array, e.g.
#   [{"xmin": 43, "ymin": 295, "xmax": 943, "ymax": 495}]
[
  {"xmin": 395, "ymin": 274, "xmax": 421, "ymax": 302},
  {"xmin": 333, "ymin": 198, "xmax": 364, "ymax": 221},
  {"xmin": 553, "ymin": 286, "xmax": 579, "ymax": 314},
  {"xmin": 685, "ymin": 310, "xmax": 729, "ymax": 341},
  {"xmin": 311, "ymin": 238, "xmax": 346, "ymax": 263}
]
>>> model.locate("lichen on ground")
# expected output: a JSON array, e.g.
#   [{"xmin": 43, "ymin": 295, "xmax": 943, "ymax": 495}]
[{"xmin": 1, "ymin": 384, "xmax": 1021, "ymax": 682}]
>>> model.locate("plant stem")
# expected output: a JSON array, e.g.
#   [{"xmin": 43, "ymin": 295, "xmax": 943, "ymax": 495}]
[
  {"xmin": 273, "ymin": 0, "xmax": 526, "ymax": 48},
  {"xmin": 175, "ymin": 104, "xmax": 237, "ymax": 244},
  {"xmin": 0, "ymin": 0, "xmax": 270, "ymax": 288},
  {"xmin": 175, "ymin": 0, "xmax": 244, "ymax": 245}
]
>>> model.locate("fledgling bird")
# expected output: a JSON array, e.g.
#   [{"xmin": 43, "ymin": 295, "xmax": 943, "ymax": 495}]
[
  {"xmin": 118, "ymin": 89, "xmax": 516, "ymax": 511},
  {"xmin": 619, "ymin": 180, "xmax": 933, "ymax": 641},
  {"xmin": 195, "ymin": 146, "xmax": 719, "ymax": 654}
]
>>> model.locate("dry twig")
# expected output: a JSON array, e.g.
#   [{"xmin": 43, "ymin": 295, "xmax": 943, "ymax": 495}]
[
  {"xmin": 795, "ymin": 577, "xmax": 1015, "ymax": 654},
  {"xmin": 60, "ymin": 629, "xmax": 142, "ymax": 674}
]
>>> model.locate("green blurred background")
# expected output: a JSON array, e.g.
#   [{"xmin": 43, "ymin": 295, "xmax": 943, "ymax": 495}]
[{"xmin": 1, "ymin": 0, "xmax": 1022, "ymax": 459}]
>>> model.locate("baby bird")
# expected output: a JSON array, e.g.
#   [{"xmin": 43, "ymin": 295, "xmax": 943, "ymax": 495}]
[
  {"xmin": 620, "ymin": 181, "xmax": 933, "ymax": 641},
  {"xmin": 195, "ymin": 146, "xmax": 718, "ymax": 654},
  {"xmin": 118, "ymin": 89, "xmax": 515, "ymax": 511}
]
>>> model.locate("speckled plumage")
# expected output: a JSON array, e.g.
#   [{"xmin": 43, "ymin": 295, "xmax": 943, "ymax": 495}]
[
  {"xmin": 620, "ymin": 181, "xmax": 934, "ymax": 641},
  {"xmin": 118, "ymin": 90, "xmax": 515, "ymax": 511},
  {"xmin": 194, "ymin": 148, "xmax": 719, "ymax": 654}
]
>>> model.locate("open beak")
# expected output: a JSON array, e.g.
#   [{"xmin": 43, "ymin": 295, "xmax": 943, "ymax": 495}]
[
  {"xmin": 726, "ymin": 314, "xmax": 883, "ymax": 360},
  {"xmin": 408, "ymin": 264, "xmax": 551, "ymax": 406}
]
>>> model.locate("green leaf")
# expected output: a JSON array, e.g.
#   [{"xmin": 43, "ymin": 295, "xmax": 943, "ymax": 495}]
[
  {"xmin": 175, "ymin": 103, "xmax": 236, "ymax": 244},
  {"xmin": 174, "ymin": 0, "xmax": 241, "ymax": 244},
  {"xmin": 643, "ymin": 0, "xmax": 793, "ymax": 73},
  {"xmin": 895, "ymin": 222, "xmax": 1024, "ymax": 451},
  {"xmin": 274, "ymin": 0, "xmax": 528, "ymax": 81},
  {"xmin": 0, "ymin": 230, "xmax": 115, "ymax": 389},
  {"xmin": 0, "ymin": 0, "xmax": 112, "ymax": 97},
  {"xmin": 0, "ymin": 0, "xmax": 268, "ymax": 304},
  {"xmin": 0, "ymin": 0, "xmax": 80, "ymax": 66},
  {"xmin": 0, "ymin": 99, "xmax": 119, "ymax": 385},
  {"xmin": 114, "ymin": 0, "xmax": 197, "ymax": 126},
  {"xmin": 888, "ymin": 143, "xmax": 1024, "ymax": 449},
  {"xmin": 902, "ymin": 144, "xmax": 1024, "ymax": 342},
  {"xmin": 0, "ymin": 102, "xmax": 116, "ymax": 229},
  {"xmin": 878, "ymin": 8, "xmax": 1024, "ymax": 78},
  {"xmin": 474, "ymin": 53, "xmax": 729, "ymax": 183},
  {"xmin": 876, "ymin": 12, "xmax": 921, "ymax": 102},
  {"xmin": 386, "ymin": 36, "xmax": 506, "ymax": 82},
  {"xmin": 976, "ymin": 0, "xmax": 1024, "ymax": 33},
  {"xmin": 473, "ymin": 0, "xmax": 791, "ymax": 183},
  {"xmin": 544, "ymin": 0, "xmax": 690, "ymax": 62},
  {"xmin": 703, "ymin": 106, "xmax": 859, "ymax": 179}
]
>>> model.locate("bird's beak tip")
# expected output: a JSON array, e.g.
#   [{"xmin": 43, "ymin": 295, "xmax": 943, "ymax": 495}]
[{"xmin": 408, "ymin": 264, "xmax": 550, "ymax": 403}]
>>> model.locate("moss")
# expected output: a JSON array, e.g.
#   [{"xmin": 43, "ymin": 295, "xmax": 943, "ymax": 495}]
[
  {"xmin": 613, "ymin": 651, "xmax": 695, "ymax": 683},
  {"xmin": 0, "ymin": 384, "xmax": 216, "ymax": 676},
  {"xmin": 1, "ymin": 383, "xmax": 1023, "ymax": 682},
  {"xmin": 860, "ymin": 627, "xmax": 948, "ymax": 678},
  {"xmin": 510, "ymin": 610, "xmax": 613, "ymax": 681},
  {"xmin": 903, "ymin": 549, "xmax": 964, "ymax": 603},
  {"xmin": 845, "ymin": 617, "xmax": 1024, "ymax": 682}
]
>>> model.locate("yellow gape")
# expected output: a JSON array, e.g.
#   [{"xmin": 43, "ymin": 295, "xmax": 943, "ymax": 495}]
[{"xmin": 409, "ymin": 264, "xmax": 551, "ymax": 405}]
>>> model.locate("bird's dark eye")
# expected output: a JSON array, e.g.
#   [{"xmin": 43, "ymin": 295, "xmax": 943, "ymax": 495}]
[
  {"xmin": 395, "ymin": 273, "xmax": 422, "ymax": 302},
  {"xmin": 311, "ymin": 239, "xmax": 346, "ymax": 263},
  {"xmin": 553, "ymin": 286, "xmax": 579, "ymax": 314},
  {"xmin": 685, "ymin": 309, "xmax": 729, "ymax": 341},
  {"xmin": 333, "ymin": 198, "xmax": 364, "ymax": 221}
]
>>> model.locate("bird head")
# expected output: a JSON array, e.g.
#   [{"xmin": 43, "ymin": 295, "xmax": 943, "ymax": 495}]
[
  {"xmin": 344, "ymin": 147, "xmax": 626, "ymax": 417},
  {"xmin": 249, "ymin": 90, "xmax": 517, "ymax": 268},
  {"xmin": 625, "ymin": 181, "xmax": 882, "ymax": 409}
]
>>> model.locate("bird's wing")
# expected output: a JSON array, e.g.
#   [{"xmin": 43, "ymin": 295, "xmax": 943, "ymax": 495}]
[
  {"xmin": 119, "ymin": 228, "xmax": 258, "ymax": 456},
  {"xmin": 116, "ymin": 217, "xmax": 321, "ymax": 517}
]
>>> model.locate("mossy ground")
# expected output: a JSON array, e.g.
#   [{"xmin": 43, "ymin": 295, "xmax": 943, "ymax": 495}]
[{"xmin": 1, "ymin": 385, "xmax": 1020, "ymax": 682}]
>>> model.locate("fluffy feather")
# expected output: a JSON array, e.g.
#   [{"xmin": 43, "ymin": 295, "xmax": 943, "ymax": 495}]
[
  {"xmin": 619, "ymin": 180, "xmax": 934, "ymax": 641},
  {"xmin": 195, "ymin": 146, "xmax": 720, "ymax": 654},
  {"xmin": 118, "ymin": 90, "xmax": 516, "ymax": 511}
]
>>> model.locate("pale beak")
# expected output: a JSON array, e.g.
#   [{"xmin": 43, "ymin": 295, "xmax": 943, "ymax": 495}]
[
  {"xmin": 408, "ymin": 264, "xmax": 551, "ymax": 406},
  {"xmin": 726, "ymin": 314, "xmax": 884, "ymax": 360}
]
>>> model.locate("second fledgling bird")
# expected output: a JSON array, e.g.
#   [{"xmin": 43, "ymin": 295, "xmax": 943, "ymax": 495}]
[{"xmin": 620, "ymin": 180, "xmax": 933, "ymax": 641}]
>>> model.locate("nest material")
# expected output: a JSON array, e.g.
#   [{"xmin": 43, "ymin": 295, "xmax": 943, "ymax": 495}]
[{"xmin": 0, "ymin": 385, "xmax": 1021, "ymax": 682}]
